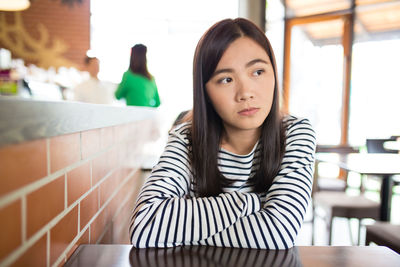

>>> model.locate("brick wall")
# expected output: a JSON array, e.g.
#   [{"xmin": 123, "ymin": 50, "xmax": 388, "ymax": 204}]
[
  {"xmin": 0, "ymin": 120, "xmax": 154, "ymax": 266},
  {"xmin": 0, "ymin": 0, "xmax": 90, "ymax": 69}
]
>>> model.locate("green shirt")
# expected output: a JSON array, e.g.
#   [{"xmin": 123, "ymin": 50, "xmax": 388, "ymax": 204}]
[{"xmin": 115, "ymin": 70, "xmax": 160, "ymax": 107}]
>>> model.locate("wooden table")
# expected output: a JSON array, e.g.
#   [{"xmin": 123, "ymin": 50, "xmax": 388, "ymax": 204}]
[
  {"xmin": 64, "ymin": 245, "xmax": 400, "ymax": 267},
  {"xmin": 316, "ymin": 153, "xmax": 400, "ymax": 221}
]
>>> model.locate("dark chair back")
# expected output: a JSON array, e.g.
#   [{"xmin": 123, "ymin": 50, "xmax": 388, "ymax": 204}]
[{"xmin": 366, "ymin": 138, "xmax": 397, "ymax": 154}]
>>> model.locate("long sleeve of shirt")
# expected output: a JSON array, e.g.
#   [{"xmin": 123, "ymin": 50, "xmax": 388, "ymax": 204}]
[{"xmin": 129, "ymin": 116, "xmax": 316, "ymax": 248}]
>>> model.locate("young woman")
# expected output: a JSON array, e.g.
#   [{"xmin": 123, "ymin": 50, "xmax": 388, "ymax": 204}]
[
  {"xmin": 115, "ymin": 44, "xmax": 161, "ymax": 107},
  {"xmin": 129, "ymin": 18, "xmax": 315, "ymax": 249}
]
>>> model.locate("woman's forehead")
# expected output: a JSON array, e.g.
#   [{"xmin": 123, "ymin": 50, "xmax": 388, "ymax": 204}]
[{"xmin": 215, "ymin": 37, "xmax": 271, "ymax": 69}]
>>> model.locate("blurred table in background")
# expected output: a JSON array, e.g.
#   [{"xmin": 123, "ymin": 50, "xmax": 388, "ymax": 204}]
[
  {"xmin": 316, "ymin": 153, "xmax": 400, "ymax": 221},
  {"xmin": 384, "ymin": 141, "xmax": 400, "ymax": 153}
]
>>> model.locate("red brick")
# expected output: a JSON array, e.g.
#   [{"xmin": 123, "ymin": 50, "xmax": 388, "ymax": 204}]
[
  {"xmin": 92, "ymin": 153, "xmax": 109, "ymax": 185},
  {"xmin": 67, "ymin": 162, "xmax": 91, "ymax": 206},
  {"xmin": 11, "ymin": 234, "xmax": 47, "ymax": 267},
  {"xmin": 0, "ymin": 140, "xmax": 47, "ymax": 196},
  {"xmin": 117, "ymin": 144, "xmax": 128, "ymax": 166},
  {"xmin": 0, "ymin": 200, "xmax": 22, "ymax": 261},
  {"xmin": 27, "ymin": 175, "xmax": 65, "ymax": 238},
  {"xmin": 112, "ymin": 199, "xmax": 135, "ymax": 244},
  {"xmin": 66, "ymin": 229, "xmax": 89, "ymax": 261},
  {"xmin": 107, "ymin": 148, "xmax": 118, "ymax": 173},
  {"xmin": 50, "ymin": 206, "xmax": 78, "ymax": 265},
  {"xmin": 80, "ymin": 187, "xmax": 99, "ymax": 230},
  {"xmin": 99, "ymin": 171, "xmax": 118, "ymax": 208},
  {"xmin": 81, "ymin": 129, "xmax": 100, "ymax": 159},
  {"xmin": 120, "ymin": 170, "xmax": 142, "ymax": 199},
  {"xmin": 99, "ymin": 225, "xmax": 113, "ymax": 244},
  {"xmin": 50, "ymin": 133, "xmax": 80, "ymax": 173},
  {"xmin": 100, "ymin": 127, "xmax": 114, "ymax": 149},
  {"xmin": 90, "ymin": 209, "xmax": 106, "ymax": 244}
]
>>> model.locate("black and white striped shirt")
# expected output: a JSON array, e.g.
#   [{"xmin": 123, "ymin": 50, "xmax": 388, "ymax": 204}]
[{"xmin": 129, "ymin": 115, "xmax": 316, "ymax": 249}]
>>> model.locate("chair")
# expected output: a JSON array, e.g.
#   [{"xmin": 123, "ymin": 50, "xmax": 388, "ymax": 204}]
[
  {"xmin": 366, "ymin": 138, "xmax": 400, "ymax": 193},
  {"xmin": 312, "ymin": 145, "xmax": 380, "ymax": 245},
  {"xmin": 313, "ymin": 145, "xmax": 358, "ymax": 192},
  {"xmin": 365, "ymin": 222, "xmax": 400, "ymax": 254},
  {"xmin": 312, "ymin": 191, "xmax": 380, "ymax": 245},
  {"xmin": 366, "ymin": 138, "xmax": 398, "ymax": 154}
]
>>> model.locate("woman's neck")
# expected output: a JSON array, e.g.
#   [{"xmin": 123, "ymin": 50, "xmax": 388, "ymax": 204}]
[{"xmin": 221, "ymin": 127, "xmax": 261, "ymax": 155}]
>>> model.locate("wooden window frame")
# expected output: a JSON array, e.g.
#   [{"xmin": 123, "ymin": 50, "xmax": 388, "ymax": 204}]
[{"xmin": 282, "ymin": 3, "xmax": 356, "ymax": 146}]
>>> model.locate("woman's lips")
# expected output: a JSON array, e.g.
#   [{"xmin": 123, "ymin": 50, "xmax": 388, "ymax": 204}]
[{"xmin": 238, "ymin": 107, "xmax": 259, "ymax": 116}]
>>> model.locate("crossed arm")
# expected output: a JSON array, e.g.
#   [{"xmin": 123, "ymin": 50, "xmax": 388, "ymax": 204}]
[{"xmin": 129, "ymin": 119, "xmax": 316, "ymax": 248}]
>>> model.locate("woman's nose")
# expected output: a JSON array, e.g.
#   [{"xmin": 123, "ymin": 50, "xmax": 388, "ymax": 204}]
[{"xmin": 236, "ymin": 77, "xmax": 254, "ymax": 101}]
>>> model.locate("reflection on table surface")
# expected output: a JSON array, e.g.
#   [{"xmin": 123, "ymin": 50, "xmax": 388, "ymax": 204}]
[
  {"xmin": 64, "ymin": 245, "xmax": 400, "ymax": 267},
  {"xmin": 130, "ymin": 246, "xmax": 300, "ymax": 267}
]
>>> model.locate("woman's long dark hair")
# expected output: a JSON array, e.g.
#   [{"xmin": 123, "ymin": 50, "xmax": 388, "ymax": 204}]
[
  {"xmin": 129, "ymin": 44, "xmax": 152, "ymax": 80},
  {"xmin": 191, "ymin": 18, "xmax": 286, "ymax": 197}
]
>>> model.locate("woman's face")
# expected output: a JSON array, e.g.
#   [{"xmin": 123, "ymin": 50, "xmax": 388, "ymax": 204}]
[{"xmin": 206, "ymin": 36, "xmax": 275, "ymax": 137}]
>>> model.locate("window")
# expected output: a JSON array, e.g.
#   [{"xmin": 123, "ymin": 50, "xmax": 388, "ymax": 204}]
[
  {"xmin": 349, "ymin": 2, "xmax": 400, "ymax": 145},
  {"xmin": 289, "ymin": 19, "xmax": 344, "ymax": 145},
  {"xmin": 283, "ymin": 0, "xmax": 400, "ymax": 146}
]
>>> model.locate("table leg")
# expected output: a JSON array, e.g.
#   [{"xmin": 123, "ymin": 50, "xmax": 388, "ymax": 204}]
[{"xmin": 380, "ymin": 175, "xmax": 393, "ymax": 221}]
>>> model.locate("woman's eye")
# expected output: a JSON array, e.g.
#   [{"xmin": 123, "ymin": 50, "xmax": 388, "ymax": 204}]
[
  {"xmin": 218, "ymin": 77, "xmax": 232, "ymax": 84},
  {"xmin": 253, "ymin": 69, "xmax": 265, "ymax": 76}
]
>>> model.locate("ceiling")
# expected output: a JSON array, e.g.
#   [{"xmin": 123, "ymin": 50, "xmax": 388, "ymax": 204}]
[{"xmin": 285, "ymin": 0, "xmax": 400, "ymax": 45}]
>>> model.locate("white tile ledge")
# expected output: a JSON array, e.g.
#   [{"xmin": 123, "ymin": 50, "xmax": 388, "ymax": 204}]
[{"xmin": 0, "ymin": 97, "xmax": 159, "ymax": 147}]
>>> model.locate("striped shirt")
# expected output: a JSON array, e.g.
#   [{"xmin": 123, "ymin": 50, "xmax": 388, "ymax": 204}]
[{"xmin": 129, "ymin": 115, "xmax": 316, "ymax": 249}]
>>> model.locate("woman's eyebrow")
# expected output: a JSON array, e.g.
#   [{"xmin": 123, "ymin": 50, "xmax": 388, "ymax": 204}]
[
  {"xmin": 246, "ymin": 58, "xmax": 269, "ymax": 67},
  {"xmin": 211, "ymin": 68, "xmax": 234, "ymax": 78},
  {"xmin": 211, "ymin": 58, "xmax": 269, "ymax": 78}
]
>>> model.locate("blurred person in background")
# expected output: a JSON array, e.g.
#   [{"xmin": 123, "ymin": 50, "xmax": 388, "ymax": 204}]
[
  {"xmin": 73, "ymin": 56, "xmax": 114, "ymax": 104},
  {"xmin": 115, "ymin": 44, "xmax": 160, "ymax": 107}
]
